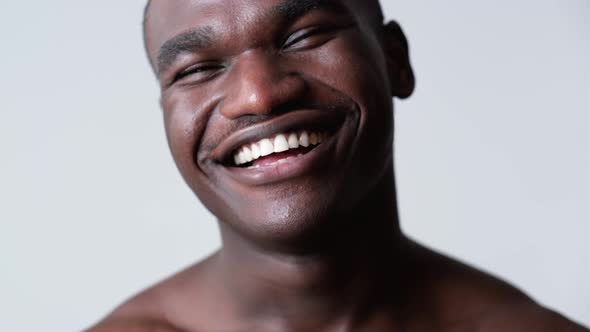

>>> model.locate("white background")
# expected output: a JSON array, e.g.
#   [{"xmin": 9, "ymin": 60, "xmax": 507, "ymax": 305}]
[{"xmin": 0, "ymin": 1, "xmax": 587, "ymax": 331}]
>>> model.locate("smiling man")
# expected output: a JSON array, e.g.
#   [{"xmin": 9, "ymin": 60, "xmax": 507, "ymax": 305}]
[{"xmin": 88, "ymin": 0, "xmax": 587, "ymax": 331}]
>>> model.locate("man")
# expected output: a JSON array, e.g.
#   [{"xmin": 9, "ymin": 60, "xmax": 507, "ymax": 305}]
[{"xmin": 88, "ymin": 0, "xmax": 588, "ymax": 331}]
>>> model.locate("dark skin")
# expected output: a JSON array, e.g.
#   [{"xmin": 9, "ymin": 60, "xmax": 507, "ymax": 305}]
[{"xmin": 88, "ymin": 0, "xmax": 588, "ymax": 331}]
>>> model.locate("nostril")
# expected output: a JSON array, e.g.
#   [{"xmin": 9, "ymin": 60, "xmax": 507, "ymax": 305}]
[{"xmin": 219, "ymin": 59, "xmax": 308, "ymax": 119}]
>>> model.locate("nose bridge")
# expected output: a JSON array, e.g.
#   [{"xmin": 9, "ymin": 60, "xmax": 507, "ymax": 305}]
[{"xmin": 221, "ymin": 50, "xmax": 305, "ymax": 119}]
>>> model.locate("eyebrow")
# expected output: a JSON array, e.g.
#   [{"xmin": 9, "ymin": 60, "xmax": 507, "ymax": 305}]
[
  {"xmin": 156, "ymin": 0, "xmax": 351, "ymax": 75},
  {"xmin": 157, "ymin": 26, "xmax": 215, "ymax": 75},
  {"xmin": 270, "ymin": 0, "xmax": 350, "ymax": 24}
]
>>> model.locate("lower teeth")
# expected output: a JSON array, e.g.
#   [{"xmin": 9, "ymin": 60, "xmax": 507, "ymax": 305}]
[{"xmin": 244, "ymin": 153, "xmax": 305, "ymax": 169}]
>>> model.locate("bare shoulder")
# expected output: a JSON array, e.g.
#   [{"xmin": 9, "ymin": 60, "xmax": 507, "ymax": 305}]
[
  {"xmin": 84, "ymin": 319, "xmax": 181, "ymax": 332},
  {"xmin": 407, "ymin": 242, "xmax": 588, "ymax": 331},
  {"xmin": 477, "ymin": 301, "xmax": 589, "ymax": 332},
  {"xmin": 85, "ymin": 253, "xmax": 219, "ymax": 332}
]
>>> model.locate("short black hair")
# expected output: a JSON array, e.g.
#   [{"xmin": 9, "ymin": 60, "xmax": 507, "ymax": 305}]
[
  {"xmin": 142, "ymin": 0, "xmax": 384, "ymax": 37},
  {"xmin": 143, "ymin": 0, "xmax": 383, "ymax": 22}
]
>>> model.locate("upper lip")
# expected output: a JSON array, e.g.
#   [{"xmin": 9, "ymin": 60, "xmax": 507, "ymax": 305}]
[{"xmin": 211, "ymin": 110, "xmax": 346, "ymax": 165}]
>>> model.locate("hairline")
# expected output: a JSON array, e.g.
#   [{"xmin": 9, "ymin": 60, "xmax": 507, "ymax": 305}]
[{"xmin": 141, "ymin": 0, "xmax": 384, "ymax": 72}]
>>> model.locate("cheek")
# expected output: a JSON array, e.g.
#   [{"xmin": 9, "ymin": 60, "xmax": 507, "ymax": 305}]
[
  {"xmin": 294, "ymin": 32, "xmax": 395, "ymax": 190},
  {"xmin": 298, "ymin": 33, "xmax": 394, "ymax": 140},
  {"xmin": 162, "ymin": 90, "xmax": 218, "ymax": 200},
  {"xmin": 163, "ymin": 97, "xmax": 197, "ymax": 173},
  {"xmin": 298, "ymin": 32, "xmax": 390, "ymax": 110},
  {"xmin": 162, "ymin": 90, "xmax": 246, "ymax": 222},
  {"xmin": 163, "ymin": 84, "xmax": 224, "ymax": 169}
]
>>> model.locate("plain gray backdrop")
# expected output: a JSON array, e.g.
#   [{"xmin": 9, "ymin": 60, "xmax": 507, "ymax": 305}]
[{"xmin": 0, "ymin": 1, "xmax": 588, "ymax": 331}]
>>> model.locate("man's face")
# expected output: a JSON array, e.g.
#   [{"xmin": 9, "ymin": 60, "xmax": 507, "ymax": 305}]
[{"xmin": 145, "ymin": 0, "xmax": 402, "ymax": 245}]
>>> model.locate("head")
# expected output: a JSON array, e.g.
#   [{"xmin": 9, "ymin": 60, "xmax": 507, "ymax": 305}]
[{"xmin": 143, "ymin": 0, "xmax": 414, "ymax": 250}]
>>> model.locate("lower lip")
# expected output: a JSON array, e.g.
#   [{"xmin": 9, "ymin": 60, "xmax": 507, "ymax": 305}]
[{"xmin": 219, "ymin": 137, "xmax": 336, "ymax": 186}]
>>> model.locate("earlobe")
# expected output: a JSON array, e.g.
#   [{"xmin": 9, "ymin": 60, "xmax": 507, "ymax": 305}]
[{"xmin": 380, "ymin": 21, "xmax": 415, "ymax": 99}]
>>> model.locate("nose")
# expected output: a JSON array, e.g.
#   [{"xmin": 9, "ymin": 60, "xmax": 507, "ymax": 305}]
[{"xmin": 220, "ymin": 51, "xmax": 307, "ymax": 119}]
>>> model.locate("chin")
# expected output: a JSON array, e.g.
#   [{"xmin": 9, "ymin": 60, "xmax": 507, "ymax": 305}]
[{"xmin": 217, "ymin": 179, "xmax": 349, "ymax": 250}]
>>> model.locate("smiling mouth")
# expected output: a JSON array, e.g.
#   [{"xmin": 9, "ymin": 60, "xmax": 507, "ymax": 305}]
[
  {"xmin": 214, "ymin": 109, "xmax": 345, "ymax": 166},
  {"xmin": 232, "ymin": 130, "xmax": 329, "ymax": 168},
  {"xmin": 210, "ymin": 109, "xmax": 351, "ymax": 185}
]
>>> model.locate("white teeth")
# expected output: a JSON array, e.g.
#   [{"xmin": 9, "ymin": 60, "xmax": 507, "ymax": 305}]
[
  {"xmin": 232, "ymin": 130, "xmax": 328, "ymax": 166},
  {"xmin": 242, "ymin": 146, "xmax": 253, "ymax": 163},
  {"xmin": 259, "ymin": 138, "xmax": 274, "ymax": 157},
  {"xmin": 251, "ymin": 143, "xmax": 261, "ymax": 159},
  {"xmin": 273, "ymin": 134, "xmax": 289, "ymax": 153},
  {"xmin": 288, "ymin": 133, "xmax": 299, "ymax": 149},
  {"xmin": 237, "ymin": 151, "xmax": 245, "ymax": 165},
  {"xmin": 299, "ymin": 132, "xmax": 310, "ymax": 147}
]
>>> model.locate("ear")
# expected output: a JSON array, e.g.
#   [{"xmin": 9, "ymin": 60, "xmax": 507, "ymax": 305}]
[{"xmin": 380, "ymin": 21, "xmax": 415, "ymax": 99}]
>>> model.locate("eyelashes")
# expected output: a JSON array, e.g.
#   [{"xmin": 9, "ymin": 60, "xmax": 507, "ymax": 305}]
[
  {"xmin": 281, "ymin": 25, "xmax": 337, "ymax": 51},
  {"xmin": 173, "ymin": 63, "xmax": 224, "ymax": 82},
  {"xmin": 169, "ymin": 23, "xmax": 352, "ymax": 85}
]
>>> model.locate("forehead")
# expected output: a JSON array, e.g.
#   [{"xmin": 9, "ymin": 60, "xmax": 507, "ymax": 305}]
[{"xmin": 144, "ymin": 0, "xmax": 362, "ymax": 60}]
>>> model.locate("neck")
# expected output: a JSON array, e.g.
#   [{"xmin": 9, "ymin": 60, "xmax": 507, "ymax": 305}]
[{"xmin": 214, "ymin": 168, "xmax": 409, "ymax": 329}]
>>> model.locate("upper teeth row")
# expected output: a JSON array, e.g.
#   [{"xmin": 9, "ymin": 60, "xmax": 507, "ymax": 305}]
[{"xmin": 234, "ymin": 131, "xmax": 327, "ymax": 166}]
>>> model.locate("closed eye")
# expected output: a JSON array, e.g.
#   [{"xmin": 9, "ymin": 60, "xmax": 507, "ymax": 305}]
[
  {"xmin": 281, "ymin": 25, "xmax": 339, "ymax": 51},
  {"xmin": 173, "ymin": 63, "xmax": 224, "ymax": 84}
]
